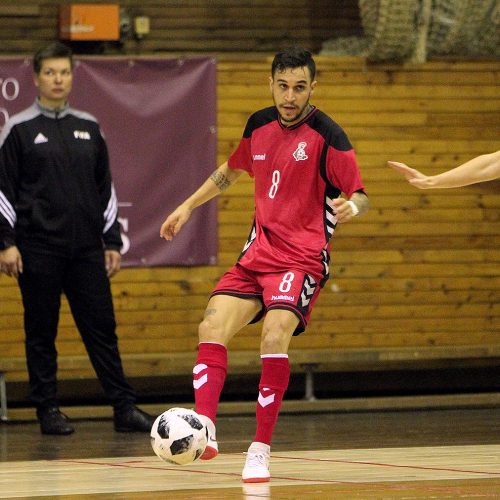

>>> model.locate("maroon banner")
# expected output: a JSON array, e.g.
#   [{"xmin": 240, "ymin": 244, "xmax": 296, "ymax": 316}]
[{"xmin": 0, "ymin": 56, "xmax": 218, "ymax": 267}]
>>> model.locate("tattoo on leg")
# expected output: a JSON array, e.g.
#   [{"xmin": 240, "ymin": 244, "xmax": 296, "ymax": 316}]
[
  {"xmin": 204, "ymin": 308, "xmax": 217, "ymax": 318},
  {"xmin": 210, "ymin": 170, "xmax": 231, "ymax": 191}
]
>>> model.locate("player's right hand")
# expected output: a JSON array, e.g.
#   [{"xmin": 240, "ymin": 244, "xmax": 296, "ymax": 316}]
[
  {"xmin": 0, "ymin": 245, "xmax": 23, "ymax": 278},
  {"xmin": 160, "ymin": 206, "xmax": 192, "ymax": 241}
]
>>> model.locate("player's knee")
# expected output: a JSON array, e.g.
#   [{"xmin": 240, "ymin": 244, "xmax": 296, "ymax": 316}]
[
  {"xmin": 198, "ymin": 316, "xmax": 224, "ymax": 343},
  {"xmin": 260, "ymin": 325, "xmax": 289, "ymax": 354}
]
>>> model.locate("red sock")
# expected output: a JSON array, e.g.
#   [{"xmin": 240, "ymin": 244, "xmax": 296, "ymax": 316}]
[
  {"xmin": 254, "ymin": 355, "xmax": 290, "ymax": 445},
  {"xmin": 193, "ymin": 342, "xmax": 227, "ymax": 423}
]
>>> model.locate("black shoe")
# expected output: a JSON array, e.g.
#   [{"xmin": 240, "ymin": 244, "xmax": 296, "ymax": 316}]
[
  {"xmin": 37, "ymin": 407, "xmax": 75, "ymax": 435},
  {"xmin": 114, "ymin": 406, "xmax": 155, "ymax": 432}
]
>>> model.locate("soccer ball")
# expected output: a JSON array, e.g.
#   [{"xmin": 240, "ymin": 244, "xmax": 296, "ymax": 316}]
[{"xmin": 150, "ymin": 407, "xmax": 208, "ymax": 465}]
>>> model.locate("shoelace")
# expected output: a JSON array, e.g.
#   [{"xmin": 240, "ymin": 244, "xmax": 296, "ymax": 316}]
[{"xmin": 245, "ymin": 452, "xmax": 269, "ymax": 468}]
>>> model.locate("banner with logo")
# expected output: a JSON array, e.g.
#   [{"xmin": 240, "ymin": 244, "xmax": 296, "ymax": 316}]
[{"xmin": 0, "ymin": 56, "xmax": 218, "ymax": 266}]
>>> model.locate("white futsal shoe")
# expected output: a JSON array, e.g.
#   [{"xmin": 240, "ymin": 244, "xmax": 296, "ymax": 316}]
[
  {"xmin": 242, "ymin": 442, "xmax": 271, "ymax": 483},
  {"xmin": 199, "ymin": 415, "xmax": 218, "ymax": 460}
]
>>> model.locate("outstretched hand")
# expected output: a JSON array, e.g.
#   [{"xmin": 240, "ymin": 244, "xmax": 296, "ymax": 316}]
[{"xmin": 387, "ymin": 161, "xmax": 430, "ymax": 189}]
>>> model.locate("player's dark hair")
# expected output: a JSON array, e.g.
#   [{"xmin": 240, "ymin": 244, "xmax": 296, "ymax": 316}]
[
  {"xmin": 33, "ymin": 42, "xmax": 73, "ymax": 74},
  {"xmin": 271, "ymin": 47, "xmax": 316, "ymax": 81}
]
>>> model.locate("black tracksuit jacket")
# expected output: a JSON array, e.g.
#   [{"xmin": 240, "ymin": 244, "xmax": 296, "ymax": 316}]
[{"xmin": 0, "ymin": 99, "xmax": 122, "ymax": 252}]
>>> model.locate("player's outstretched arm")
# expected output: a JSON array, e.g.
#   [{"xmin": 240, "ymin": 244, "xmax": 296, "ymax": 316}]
[
  {"xmin": 160, "ymin": 162, "xmax": 243, "ymax": 240},
  {"xmin": 388, "ymin": 150, "xmax": 500, "ymax": 189}
]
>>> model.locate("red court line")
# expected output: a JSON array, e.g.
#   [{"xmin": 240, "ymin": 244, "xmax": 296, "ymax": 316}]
[
  {"xmin": 271, "ymin": 454, "xmax": 500, "ymax": 476},
  {"xmin": 55, "ymin": 458, "xmax": 350, "ymax": 484},
  {"xmin": 53, "ymin": 457, "xmax": 500, "ymax": 497}
]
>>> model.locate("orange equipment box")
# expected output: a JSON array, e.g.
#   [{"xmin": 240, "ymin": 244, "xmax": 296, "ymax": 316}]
[{"xmin": 59, "ymin": 4, "xmax": 120, "ymax": 41}]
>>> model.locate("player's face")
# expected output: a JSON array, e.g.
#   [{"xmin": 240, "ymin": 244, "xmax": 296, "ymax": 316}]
[
  {"xmin": 34, "ymin": 57, "xmax": 73, "ymax": 109},
  {"xmin": 270, "ymin": 66, "xmax": 316, "ymax": 127}
]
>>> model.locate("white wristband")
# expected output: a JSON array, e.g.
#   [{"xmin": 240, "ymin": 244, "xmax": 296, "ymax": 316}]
[{"xmin": 347, "ymin": 200, "xmax": 359, "ymax": 216}]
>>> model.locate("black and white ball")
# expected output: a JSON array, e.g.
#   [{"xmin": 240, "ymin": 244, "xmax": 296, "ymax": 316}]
[{"xmin": 150, "ymin": 407, "xmax": 208, "ymax": 465}]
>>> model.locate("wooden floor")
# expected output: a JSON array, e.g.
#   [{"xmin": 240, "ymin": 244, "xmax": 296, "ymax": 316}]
[{"xmin": 1, "ymin": 402, "xmax": 499, "ymax": 499}]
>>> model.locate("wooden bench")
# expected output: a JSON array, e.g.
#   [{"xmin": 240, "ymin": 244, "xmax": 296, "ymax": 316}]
[{"xmin": 2, "ymin": 344, "xmax": 499, "ymax": 421}]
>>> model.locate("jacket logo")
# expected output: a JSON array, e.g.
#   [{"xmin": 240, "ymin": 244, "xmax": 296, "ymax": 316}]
[
  {"xmin": 34, "ymin": 133, "xmax": 48, "ymax": 144},
  {"xmin": 253, "ymin": 154, "xmax": 266, "ymax": 160},
  {"xmin": 74, "ymin": 130, "xmax": 91, "ymax": 140},
  {"xmin": 293, "ymin": 142, "xmax": 308, "ymax": 161}
]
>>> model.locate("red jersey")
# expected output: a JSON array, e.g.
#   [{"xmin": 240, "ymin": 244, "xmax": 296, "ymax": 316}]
[{"xmin": 228, "ymin": 106, "xmax": 365, "ymax": 285}]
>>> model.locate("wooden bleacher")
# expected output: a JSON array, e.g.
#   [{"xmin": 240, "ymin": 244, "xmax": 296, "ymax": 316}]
[{"xmin": 1, "ymin": 57, "xmax": 499, "ymax": 418}]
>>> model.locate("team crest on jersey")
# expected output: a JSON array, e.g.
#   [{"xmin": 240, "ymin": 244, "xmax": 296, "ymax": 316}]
[{"xmin": 293, "ymin": 142, "xmax": 308, "ymax": 161}]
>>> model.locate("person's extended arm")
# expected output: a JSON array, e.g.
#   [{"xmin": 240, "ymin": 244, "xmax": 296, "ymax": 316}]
[
  {"xmin": 160, "ymin": 161, "xmax": 243, "ymax": 240},
  {"xmin": 387, "ymin": 151, "xmax": 500, "ymax": 189}
]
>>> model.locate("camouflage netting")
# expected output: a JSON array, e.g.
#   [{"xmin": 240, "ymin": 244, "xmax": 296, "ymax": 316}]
[{"xmin": 321, "ymin": 0, "xmax": 500, "ymax": 62}]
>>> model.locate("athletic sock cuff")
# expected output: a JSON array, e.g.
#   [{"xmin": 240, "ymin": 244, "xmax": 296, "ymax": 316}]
[{"xmin": 196, "ymin": 342, "xmax": 228, "ymax": 372}]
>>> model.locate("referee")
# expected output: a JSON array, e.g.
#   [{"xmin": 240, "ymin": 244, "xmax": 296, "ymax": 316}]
[{"xmin": 0, "ymin": 42, "xmax": 154, "ymax": 435}]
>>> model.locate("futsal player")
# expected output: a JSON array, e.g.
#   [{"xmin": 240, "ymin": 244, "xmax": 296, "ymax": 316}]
[{"xmin": 160, "ymin": 47, "xmax": 369, "ymax": 482}]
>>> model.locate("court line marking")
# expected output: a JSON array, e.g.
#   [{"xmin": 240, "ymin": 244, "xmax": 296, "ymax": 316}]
[
  {"xmin": 55, "ymin": 458, "xmax": 347, "ymax": 484},
  {"xmin": 54, "ymin": 442, "xmax": 500, "ymax": 484},
  {"xmin": 270, "ymin": 454, "xmax": 500, "ymax": 476},
  {"xmin": 51, "ymin": 456, "xmax": 500, "ymax": 497},
  {"xmin": 2, "ymin": 447, "xmax": 499, "ymax": 499}
]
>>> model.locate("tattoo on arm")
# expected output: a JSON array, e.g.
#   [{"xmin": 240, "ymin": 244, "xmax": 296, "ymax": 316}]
[
  {"xmin": 210, "ymin": 170, "xmax": 231, "ymax": 191},
  {"xmin": 351, "ymin": 192, "xmax": 370, "ymax": 216}
]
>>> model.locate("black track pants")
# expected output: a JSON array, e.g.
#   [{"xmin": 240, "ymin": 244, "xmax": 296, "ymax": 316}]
[{"xmin": 18, "ymin": 244, "xmax": 136, "ymax": 411}]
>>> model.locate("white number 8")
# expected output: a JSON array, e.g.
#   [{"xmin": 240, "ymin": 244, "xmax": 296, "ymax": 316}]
[
  {"xmin": 268, "ymin": 170, "xmax": 280, "ymax": 199},
  {"xmin": 279, "ymin": 272, "xmax": 295, "ymax": 293}
]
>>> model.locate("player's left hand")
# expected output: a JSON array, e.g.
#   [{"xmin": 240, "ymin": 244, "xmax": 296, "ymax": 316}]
[
  {"xmin": 105, "ymin": 249, "xmax": 121, "ymax": 277},
  {"xmin": 332, "ymin": 198, "xmax": 356, "ymax": 223}
]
